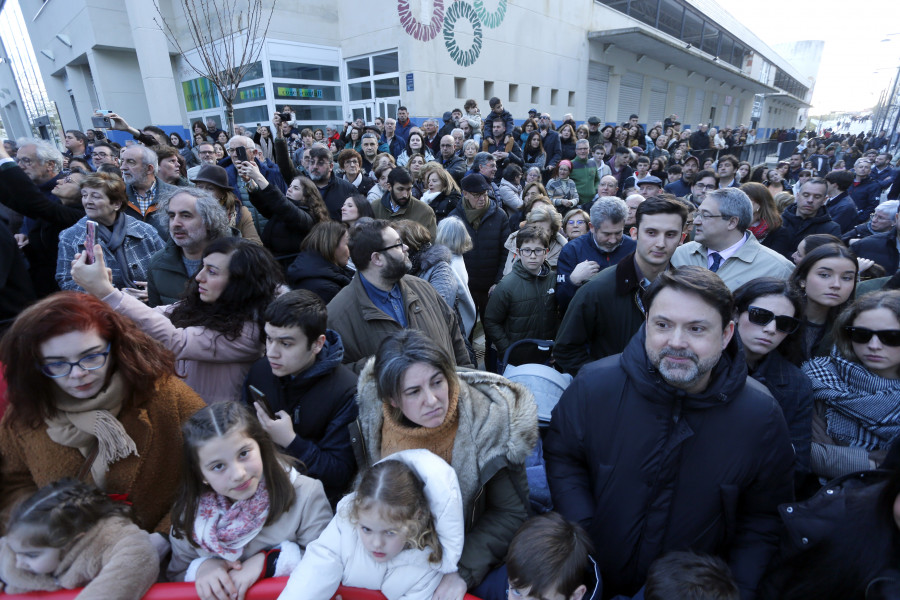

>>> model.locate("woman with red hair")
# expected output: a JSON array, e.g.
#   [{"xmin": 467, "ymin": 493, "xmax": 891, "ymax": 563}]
[{"xmin": 0, "ymin": 292, "xmax": 206, "ymax": 542}]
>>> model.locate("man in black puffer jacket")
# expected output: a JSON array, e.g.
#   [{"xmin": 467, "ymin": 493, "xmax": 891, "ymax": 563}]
[
  {"xmin": 766, "ymin": 178, "xmax": 841, "ymax": 259},
  {"xmin": 545, "ymin": 267, "xmax": 793, "ymax": 600},
  {"xmin": 242, "ymin": 290, "xmax": 358, "ymax": 506}
]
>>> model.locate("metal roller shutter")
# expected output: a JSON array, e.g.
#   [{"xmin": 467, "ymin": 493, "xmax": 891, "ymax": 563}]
[
  {"xmin": 673, "ymin": 85, "xmax": 688, "ymax": 123},
  {"xmin": 690, "ymin": 89, "xmax": 705, "ymax": 125},
  {"xmin": 617, "ymin": 71, "xmax": 644, "ymax": 124},
  {"xmin": 648, "ymin": 77, "xmax": 668, "ymax": 125},
  {"xmin": 586, "ymin": 62, "xmax": 609, "ymax": 123}
]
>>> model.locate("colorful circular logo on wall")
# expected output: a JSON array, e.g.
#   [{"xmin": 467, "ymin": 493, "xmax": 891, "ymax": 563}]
[
  {"xmin": 397, "ymin": 0, "xmax": 505, "ymax": 66},
  {"xmin": 398, "ymin": 0, "xmax": 445, "ymax": 41},
  {"xmin": 443, "ymin": 1, "xmax": 483, "ymax": 67}
]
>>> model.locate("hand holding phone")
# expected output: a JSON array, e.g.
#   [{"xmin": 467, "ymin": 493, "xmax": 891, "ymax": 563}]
[
  {"xmin": 84, "ymin": 220, "xmax": 98, "ymax": 265},
  {"xmin": 249, "ymin": 385, "xmax": 276, "ymax": 420},
  {"xmin": 234, "ymin": 146, "xmax": 248, "ymax": 163}
]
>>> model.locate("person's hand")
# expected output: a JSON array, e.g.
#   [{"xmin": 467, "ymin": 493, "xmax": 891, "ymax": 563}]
[
  {"xmin": 123, "ymin": 281, "xmax": 149, "ymax": 302},
  {"xmin": 570, "ymin": 260, "xmax": 600, "ymax": 285},
  {"xmin": 227, "ymin": 553, "xmax": 265, "ymax": 600},
  {"xmin": 104, "ymin": 112, "xmax": 136, "ymax": 135},
  {"xmin": 858, "ymin": 257, "xmax": 875, "ymax": 273},
  {"xmin": 238, "ymin": 159, "xmax": 267, "ymax": 188},
  {"xmin": 493, "ymin": 151, "xmax": 508, "ymax": 160},
  {"xmin": 488, "ymin": 284, "xmax": 497, "ymax": 296},
  {"xmin": 432, "ymin": 572, "xmax": 467, "ymax": 600},
  {"xmin": 195, "ymin": 558, "xmax": 237, "ymax": 600},
  {"xmin": 14, "ymin": 233, "xmax": 28, "ymax": 249},
  {"xmin": 254, "ymin": 404, "xmax": 296, "ymax": 448},
  {"xmin": 71, "ymin": 245, "xmax": 116, "ymax": 298}
]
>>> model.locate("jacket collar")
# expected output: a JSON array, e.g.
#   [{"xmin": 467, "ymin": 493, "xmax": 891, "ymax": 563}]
[{"xmin": 614, "ymin": 252, "xmax": 642, "ymax": 296}]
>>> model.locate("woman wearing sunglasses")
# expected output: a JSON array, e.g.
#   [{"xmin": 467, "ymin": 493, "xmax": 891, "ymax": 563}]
[
  {"xmin": 734, "ymin": 278, "xmax": 812, "ymax": 490},
  {"xmin": 802, "ymin": 290, "xmax": 900, "ymax": 480}
]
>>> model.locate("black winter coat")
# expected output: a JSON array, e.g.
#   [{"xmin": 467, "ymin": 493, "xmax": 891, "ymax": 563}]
[
  {"xmin": 247, "ymin": 183, "xmax": 314, "ymax": 266},
  {"xmin": 241, "ymin": 330, "xmax": 358, "ymax": 505},
  {"xmin": 286, "ymin": 249, "xmax": 354, "ymax": 304},
  {"xmin": 424, "ymin": 190, "xmax": 461, "ymax": 222},
  {"xmin": 317, "ymin": 175, "xmax": 358, "ymax": 221},
  {"xmin": 851, "ymin": 229, "xmax": 899, "ymax": 275},
  {"xmin": 545, "ymin": 327, "xmax": 794, "ymax": 599},
  {"xmin": 767, "ymin": 205, "xmax": 841, "ymax": 260},
  {"xmin": 450, "ymin": 201, "xmax": 510, "ymax": 294}
]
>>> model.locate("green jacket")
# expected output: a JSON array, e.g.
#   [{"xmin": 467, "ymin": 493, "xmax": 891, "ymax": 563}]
[
  {"xmin": 570, "ymin": 156, "xmax": 600, "ymax": 204},
  {"xmin": 553, "ymin": 252, "xmax": 647, "ymax": 374},
  {"xmin": 483, "ymin": 261, "xmax": 558, "ymax": 361},
  {"xmin": 146, "ymin": 241, "xmax": 189, "ymax": 307}
]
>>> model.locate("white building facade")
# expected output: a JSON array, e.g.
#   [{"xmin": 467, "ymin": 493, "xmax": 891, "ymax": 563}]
[{"xmin": 15, "ymin": 0, "xmax": 815, "ymax": 138}]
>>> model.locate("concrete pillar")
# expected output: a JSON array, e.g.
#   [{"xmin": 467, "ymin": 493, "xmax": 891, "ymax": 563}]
[
  {"xmin": 65, "ymin": 65, "xmax": 95, "ymax": 131},
  {"xmin": 606, "ymin": 69, "xmax": 622, "ymax": 125},
  {"xmin": 123, "ymin": 0, "xmax": 182, "ymax": 126}
]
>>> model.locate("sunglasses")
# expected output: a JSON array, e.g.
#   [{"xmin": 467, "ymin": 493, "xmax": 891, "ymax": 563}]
[
  {"xmin": 844, "ymin": 327, "xmax": 900, "ymax": 347},
  {"xmin": 746, "ymin": 306, "xmax": 801, "ymax": 334}
]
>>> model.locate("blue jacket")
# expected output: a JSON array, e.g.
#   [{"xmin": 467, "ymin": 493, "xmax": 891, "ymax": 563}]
[
  {"xmin": 849, "ymin": 177, "xmax": 883, "ymax": 223},
  {"xmin": 380, "ymin": 134, "xmax": 405, "ymax": 159},
  {"xmin": 541, "ymin": 130, "xmax": 562, "ymax": 170},
  {"xmin": 224, "ymin": 156, "xmax": 287, "ymax": 197},
  {"xmin": 826, "ymin": 191, "xmax": 860, "ymax": 234},
  {"xmin": 555, "ymin": 232, "xmax": 636, "ymax": 313}
]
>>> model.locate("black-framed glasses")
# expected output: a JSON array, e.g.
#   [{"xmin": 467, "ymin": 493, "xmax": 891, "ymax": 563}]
[
  {"xmin": 519, "ymin": 247, "xmax": 549, "ymax": 257},
  {"xmin": 844, "ymin": 327, "xmax": 900, "ymax": 347},
  {"xmin": 693, "ymin": 183, "xmax": 717, "ymax": 191},
  {"xmin": 377, "ymin": 241, "xmax": 405, "ymax": 253},
  {"xmin": 39, "ymin": 344, "xmax": 112, "ymax": 378},
  {"xmin": 746, "ymin": 306, "xmax": 801, "ymax": 334}
]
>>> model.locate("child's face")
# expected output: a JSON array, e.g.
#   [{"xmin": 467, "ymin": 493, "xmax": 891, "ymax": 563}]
[
  {"xmin": 509, "ymin": 583, "xmax": 586, "ymax": 600},
  {"xmin": 356, "ymin": 506, "xmax": 408, "ymax": 563},
  {"xmin": 197, "ymin": 428, "xmax": 264, "ymax": 502},
  {"xmin": 7, "ymin": 530, "xmax": 63, "ymax": 575},
  {"xmin": 518, "ymin": 241, "xmax": 548, "ymax": 275}
]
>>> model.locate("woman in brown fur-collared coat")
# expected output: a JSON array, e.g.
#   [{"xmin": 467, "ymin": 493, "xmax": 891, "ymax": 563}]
[
  {"xmin": 0, "ymin": 292, "xmax": 206, "ymax": 540},
  {"xmin": 352, "ymin": 329, "xmax": 538, "ymax": 600}
]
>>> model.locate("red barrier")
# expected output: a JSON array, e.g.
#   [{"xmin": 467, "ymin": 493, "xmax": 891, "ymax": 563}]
[{"xmin": 0, "ymin": 580, "xmax": 484, "ymax": 600}]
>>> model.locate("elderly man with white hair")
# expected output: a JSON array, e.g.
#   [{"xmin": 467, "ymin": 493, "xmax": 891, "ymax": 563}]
[
  {"xmin": 224, "ymin": 134, "xmax": 286, "ymax": 202},
  {"xmin": 120, "ymin": 144, "xmax": 178, "ymax": 239}
]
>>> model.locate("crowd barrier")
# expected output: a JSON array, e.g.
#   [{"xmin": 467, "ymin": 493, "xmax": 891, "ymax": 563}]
[{"xmin": 0, "ymin": 581, "xmax": 483, "ymax": 600}]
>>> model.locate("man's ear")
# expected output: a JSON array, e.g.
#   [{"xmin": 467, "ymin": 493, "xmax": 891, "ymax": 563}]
[
  {"xmin": 312, "ymin": 334, "xmax": 326, "ymax": 355},
  {"xmin": 629, "ymin": 226, "xmax": 637, "ymax": 239},
  {"xmin": 722, "ymin": 319, "xmax": 735, "ymax": 350},
  {"xmin": 569, "ymin": 584, "xmax": 588, "ymax": 600}
]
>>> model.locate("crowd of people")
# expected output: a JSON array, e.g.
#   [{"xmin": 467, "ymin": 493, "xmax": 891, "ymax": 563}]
[{"xmin": 1, "ymin": 96, "xmax": 900, "ymax": 600}]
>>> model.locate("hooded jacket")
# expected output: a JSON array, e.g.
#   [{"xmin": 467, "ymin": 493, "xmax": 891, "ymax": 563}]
[
  {"xmin": 286, "ymin": 249, "xmax": 355, "ymax": 304},
  {"xmin": 278, "ymin": 449, "xmax": 464, "ymax": 600},
  {"xmin": 242, "ymin": 330, "xmax": 359, "ymax": 504},
  {"xmin": 0, "ymin": 516, "xmax": 158, "ymax": 599},
  {"xmin": 767, "ymin": 204, "xmax": 842, "ymax": 260},
  {"xmin": 544, "ymin": 326, "xmax": 794, "ymax": 599},
  {"xmin": 410, "ymin": 243, "xmax": 458, "ymax": 310},
  {"xmin": 353, "ymin": 362, "xmax": 538, "ymax": 588},
  {"xmin": 484, "ymin": 261, "xmax": 558, "ymax": 360}
]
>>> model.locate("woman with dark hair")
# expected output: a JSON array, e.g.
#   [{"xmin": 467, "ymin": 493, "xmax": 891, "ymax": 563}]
[
  {"xmin": 213, "ymin": 141, "xmax": 226, "ymax": 163},
  {"xmin": 789, "ymin": 243, "xmax": 859, "ymax": 360},
  {"xmin": 759, "ymin": 446, "xmax": 900, "ymax": 599},
  {"xmin": 215, "ymin": 130, "xmax": 229, "ymax": 146},
  {"xmin": 737, "ymin": 161, "xmax": 752, "ymax": 184},
  {"xmin": 353, "ymin": 328, "xmax": 537, "ymax": 600},
  {"xmin": 0, "ymin": 292, "xmax": 205, "ymax": 537},
  {"xmin": 72, "ymin": 237, "xmax": 283, "ymax": 404},
  {"xmin": 397, "ymin": 131, "xmax": 435, "ymax": 167},
  {"xmin": 191, "ymin": 163, "xmax": 262, "ymax": 244},
  {"xmin": 522, "ymin": 131, "xmax": 546, "ymax": 173},
  {"xmin": 56, "ymin": 172, "xmax": 165, "ymax": 293},
  {"xmin": 407, "ymin": 153, "xmax": 428, "ymax": 199},
  {"xmin": 192, "ymin": 120, "xmax": 211, "ymax": 143},
  {"xmin": 253, "ymin": 125, "xmax": 275, "ymax": 162},
  {"xmin": 346, "ymin": 126, "xmax": 363, "ymax": 153},
  {"xmin": 286, "ymin": 221, "xmax": 353, "ymax": 303},
  {"xmin": 802, "ymin": 290, "xmax": 900, "ymax": 479},
  {"xmin": 169, "ymin": 131, "xmax": 198, "ymax": 168},
  {"xmin": 733, "ymin": 278, "xmax": 813, "ymax": 487},
  {"xmin": 340, "ymin": 192, "xmax": 375, "ymax": 228},
  {"xmin": 518, "ymin": 118, "xmax": 539, "ymax": 147}
]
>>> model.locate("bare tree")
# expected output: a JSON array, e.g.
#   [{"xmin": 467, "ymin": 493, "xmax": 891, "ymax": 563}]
[{"xmin": 154, "ymin": 0, "xmax": 276, "ymax": 135}]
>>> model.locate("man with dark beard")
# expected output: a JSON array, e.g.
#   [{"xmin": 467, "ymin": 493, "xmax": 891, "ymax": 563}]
[
  {"xmin": 544, "ymin": 266, "xmax": 793, "ymax": 600},
  {"xmin": 326, "ymin": 218, "xmax": 472, "ymax": 372}
]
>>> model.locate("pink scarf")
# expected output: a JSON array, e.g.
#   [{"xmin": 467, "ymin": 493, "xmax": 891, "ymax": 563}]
[{"xmin": 192, "ymin": 478, "xmax": 270, "ymax": 561}]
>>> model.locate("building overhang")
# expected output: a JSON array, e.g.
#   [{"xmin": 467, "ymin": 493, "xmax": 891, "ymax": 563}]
[
  {"xmin": 588, "ymin": 27, "xmax": 779, "ymax": 95},
  {"xmin": 760, "ymin": 92, "xmax": 812, "ymax": 109}
]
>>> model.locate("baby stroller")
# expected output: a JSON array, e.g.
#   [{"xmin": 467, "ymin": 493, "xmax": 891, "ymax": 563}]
[{"xmin": 498, "ymin": 339, "xmax": 573, "ymax": 513}]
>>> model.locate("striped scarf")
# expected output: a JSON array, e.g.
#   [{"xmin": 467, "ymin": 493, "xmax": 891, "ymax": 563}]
[{"xmin": 803, "ymin": 350, "xmax": 900, "ymax": 450}]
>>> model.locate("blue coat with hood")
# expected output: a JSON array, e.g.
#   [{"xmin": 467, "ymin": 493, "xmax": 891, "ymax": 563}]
[
  {"xmin": 544, "ymin": 326, "xmax": 794, "ymax": 600},
  {"xmin": 242, "ymin": 329, "xmax": 358, "ymax": 505}
]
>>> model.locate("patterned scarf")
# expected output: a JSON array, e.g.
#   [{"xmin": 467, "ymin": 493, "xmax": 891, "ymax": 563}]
[
  {"xmin": 192, "ymin": 478, "xmax": 270, "ymax": 561},
  {"xmin": 804, "ymin": 350, "xmax": 900, "ymax": 450},
  {"xmin": 747, "ymin": 218, "xmax": 769, "ymax": 241}
]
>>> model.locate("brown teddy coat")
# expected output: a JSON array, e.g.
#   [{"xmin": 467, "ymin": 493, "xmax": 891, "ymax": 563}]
[{"xmin": 0, "ymin": 375, "xmax": 206, "ymax": 534}]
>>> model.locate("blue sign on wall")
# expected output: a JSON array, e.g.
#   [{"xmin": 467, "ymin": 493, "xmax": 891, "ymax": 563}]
[{"xmin": 406, "ymin": 73, "xmax": 414, "ymax": 92}]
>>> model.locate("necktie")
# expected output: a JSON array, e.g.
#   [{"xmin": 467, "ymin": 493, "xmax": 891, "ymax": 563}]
[{"xmin": 709, "ymin": 251, "xmax": 722, "ymax": 273}]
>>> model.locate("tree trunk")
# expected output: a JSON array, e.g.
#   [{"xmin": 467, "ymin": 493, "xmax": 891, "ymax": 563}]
[{"xmin": 225, "ymin": 101, "xmax": 235, "ymax": 137}]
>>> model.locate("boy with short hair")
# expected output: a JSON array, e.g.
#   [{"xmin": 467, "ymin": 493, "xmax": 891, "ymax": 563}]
[
  {"xmin": 507, "ymin": 512, "xmax": 598, "ymax": 600},
  {"xmin": 483, "ymin": 96, "xmax": 516, "ymax": 147},
  {"xmin": 643, "ymin": 551, "xmax": 739, "ymax": 600},
  {"xmin": 484, "ymin": 225, "xmax": 558, "ymax": 366},
  {"xmin": 241, "ymin": 289, "xmax": 359, "ymax": 505}
]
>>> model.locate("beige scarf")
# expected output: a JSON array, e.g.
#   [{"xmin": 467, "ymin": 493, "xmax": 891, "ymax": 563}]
[{"xmin": 44, "ymin": 372, "xmax": 138, "ymax": 489}]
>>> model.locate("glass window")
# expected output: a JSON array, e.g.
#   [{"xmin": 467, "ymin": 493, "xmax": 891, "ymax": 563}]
[
  {"xmin": 234, "ymin": 84, "xmax": 266, "ymax": 105},
  {"xmin": 269, "ymin": 60, "xmax": 339, "ymax": 81},
  {"xmin": 718, "ymin": 34, "xmax": 732, "ymax": 63},
  {"xmin": 273, "ymin": 83, "xmax": 341, "ymax": 101},
  {"xmin": 374, "ymin": 77, "xmax": 400, "ymax": 97},
  {"xmin": 347, "ymin": 58, "xmax": 370, "ymax": 79},
  {"xmin": 372, "ymin": 52, "xmax": 398, "ymax": 75},
  {"xmin": 349, "ymin": 82, "xmax": 372, "ymax": 101},
  {"xmin": 233, "ymin": 105, "xmax": 269, "ymax": 123},
  {"xmin": 182, "ymin": 77, "xmax": 221, "ymax": 112},
  {"xmin": 657, "ymin": 0, "xmax": 683, "ymax": 38},
  {"xmin": 630, "ymin": 0, "xmax": 659, "ymax": 28},
  {"xmin": 701, "ymin": 23, "xmax": 719, "ymax": 56},
  {"xmin": 682, "ymin": 9, "xmax": 703, "ymax": 46},
  {"xmin": 600, "ymin": 0, "xmax": 629, "ymax": 11},
  {"xmin": 291, "ymin": 105, "xmax": 343, "ymax": 121},
  {"xmin": 731, "ymin": 43, "xmax": 747, "ymax": 69},
  {"xmin": 218, "ymin": 61, "xmax": 263, "ymax": 82}
]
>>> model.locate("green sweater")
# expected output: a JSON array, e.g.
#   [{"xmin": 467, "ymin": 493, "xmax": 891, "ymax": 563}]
[{"xmin": 570, "ymin": 157, "xmax": 600, "ymax": 204}]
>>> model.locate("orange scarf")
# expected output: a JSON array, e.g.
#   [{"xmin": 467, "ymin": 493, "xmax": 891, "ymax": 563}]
[{"xmin": 380, "ymin": 390, "xmax": 460, "ymax": 464}]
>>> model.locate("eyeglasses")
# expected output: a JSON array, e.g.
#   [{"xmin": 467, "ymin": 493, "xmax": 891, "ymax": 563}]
[
  {"xmin": 15, "ymin": 156, "xmax": 33, "ymax": 165},
  {"xmin": 567, "ymin": 219, "xmax": 586, "ymax": 226},
  {"xmin": 844, "ymin": 327, "xmax": 900, "ymax": 347},
  {"xmin": 377, "ymin": 241, "xmax": 405, "ymax": 253},
  {"xmin": 518, "ymin": 247, "xmax": 548, "ymax": 257},
  {"xmin": 694, "ymin": 211, "xmax": 731, "ymax": 221},
  {"xmin": 91, "ymin": 152, "xmax": 111, "ymax": 159},
  {"xmin": 39, "ymin": 344, "xmax": 111, "ymax": 377},
  {"xmin": 198, "ymin": 150, "xmax": 216, "ymax": 157},
  {"xmin": 746, "ymin": 306, "xmax": 800, "ymax": 334},
  {"xmin": 693, "ymin": 183, "xmax": 717, "ymax": 191}
]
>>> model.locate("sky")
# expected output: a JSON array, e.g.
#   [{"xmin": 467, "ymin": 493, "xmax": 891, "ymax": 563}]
[{"xmin": 715, "ymin": 0, "xmax": 900, "ymax": 114}]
